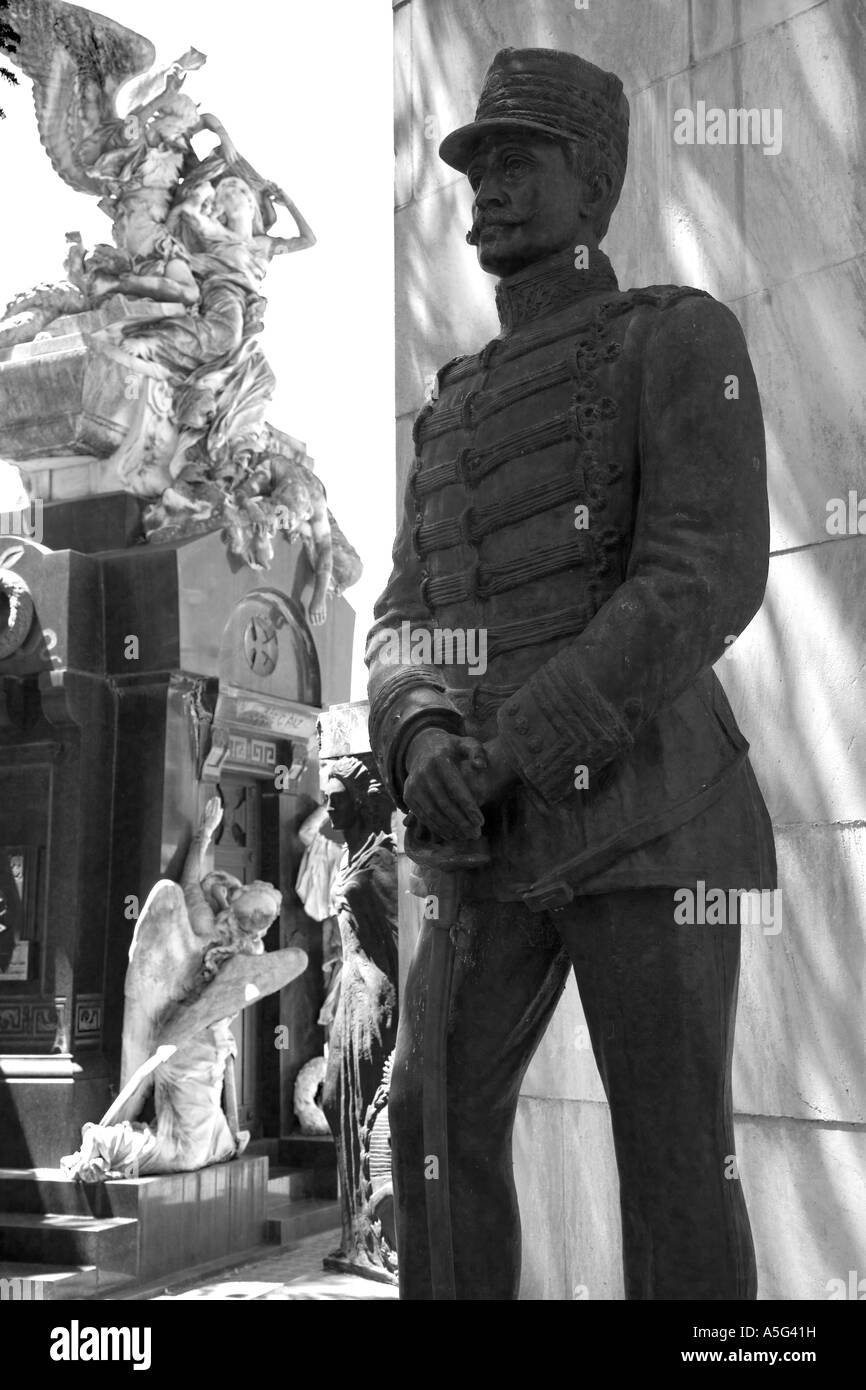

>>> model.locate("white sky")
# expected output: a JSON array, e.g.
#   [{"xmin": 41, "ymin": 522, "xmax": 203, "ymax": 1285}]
[{"xmin": 0, "ymin": 0, "xmax": 396, "ymax": 700}]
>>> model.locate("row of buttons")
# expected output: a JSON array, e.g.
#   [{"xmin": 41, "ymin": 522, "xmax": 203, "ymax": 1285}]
[{"xmin": 509, "ymin": 708, "xmax": 543, "ymax": 754}]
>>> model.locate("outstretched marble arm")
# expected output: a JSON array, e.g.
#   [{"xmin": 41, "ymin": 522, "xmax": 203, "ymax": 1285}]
[
  {"xmin": 181, "ymin": 796, "xmax": 223, "ymax": 937},
  {"xmin": 196, "ymin": 110, "xmax": 240, "ymax": 166},
  {"xmin": 266, "ymin": 184, "xmax": 317, "ymax": 253}
]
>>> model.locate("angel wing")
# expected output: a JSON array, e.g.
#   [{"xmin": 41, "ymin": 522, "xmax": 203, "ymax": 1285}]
[
  {"xmin": 107, "ymin": 937, "xmax": 307, "ymax": 1129},
  {"xmin": 114, "ymin": 46, "xmax": 206, "ymax": 120},
  {"xmin": 119, "ymin": 878, "xmax": 202, "ymax": 1102},
  {"xmin": 4, "ymin": 0, "xmax": 155, "ymax": 193},
  {"xmin": 157, "ymin": 946, "xmax": 308, "ymax": 1050}
]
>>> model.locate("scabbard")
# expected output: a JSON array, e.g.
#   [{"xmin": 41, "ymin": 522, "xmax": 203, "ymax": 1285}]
[{"xmin": 422, "ymin": 869, "xmax": 462, "ymax": 1301}]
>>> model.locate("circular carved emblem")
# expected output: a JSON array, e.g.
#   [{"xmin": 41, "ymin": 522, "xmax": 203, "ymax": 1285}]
[{"xmin": 243, "ymin": 614, "xmax": 278, "ymax": 675}]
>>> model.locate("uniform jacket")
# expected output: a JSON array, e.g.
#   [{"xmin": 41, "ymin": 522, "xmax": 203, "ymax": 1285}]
[{"xmin": 366, "ymin": 247, "xmax": 776, "ymax": 906}]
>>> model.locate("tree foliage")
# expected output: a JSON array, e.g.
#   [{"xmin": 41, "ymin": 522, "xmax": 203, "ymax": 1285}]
[{"xmin": 0, "ymin": 0, "xmax": 20, "ymax": 120}]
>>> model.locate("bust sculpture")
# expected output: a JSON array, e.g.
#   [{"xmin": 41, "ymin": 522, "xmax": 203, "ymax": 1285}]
[{"xmin": 367, "ymin": 48, "xmax": 775, "ymax": 1300}]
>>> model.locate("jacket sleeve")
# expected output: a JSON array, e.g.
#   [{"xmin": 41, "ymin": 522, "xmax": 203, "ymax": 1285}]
[
  {"xmin": 496, "ymin": 294, "xmax": 770, "ymax": 804},
  {"xmin": 365, "ymin": 453, "xmax": 463, "ymax": 808}
]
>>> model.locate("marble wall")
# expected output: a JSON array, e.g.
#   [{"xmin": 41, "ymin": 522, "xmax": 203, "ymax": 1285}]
[{"xmin": 392, "ymin": 0, "xmax": 866, "ymax": 1299}]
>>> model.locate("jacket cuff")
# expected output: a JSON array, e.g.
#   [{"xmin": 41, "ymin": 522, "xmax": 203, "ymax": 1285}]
[
  {"xmin": 369, "ymin": 670, "xmax": 463, "ymax": 808},
  {"xmin": 497, "ymin": 663, "xmax": 635, "ymax": 804}
]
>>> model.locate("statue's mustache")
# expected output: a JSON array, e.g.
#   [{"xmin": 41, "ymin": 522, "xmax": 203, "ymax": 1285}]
[{"xmin": 466, "ymin": 213, "xmax": 524, "ymax": 246}]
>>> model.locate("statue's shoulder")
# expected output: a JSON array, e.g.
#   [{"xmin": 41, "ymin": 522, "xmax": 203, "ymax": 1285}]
[
  {"xmin": 427, "ymin": 352, "xmax": 477, "ymax": 399},
  {"xmin": 623, "ymin": 281, "xmax": 711, "ymax": 303},
  {"xmin": 360, "ymin": 832, "xmax": 398, "ymax": 872},
  {"xmin": 612, "ymin": 283, "xmax": 747, "ymax": 354},
  {"xmin": 612, "ymin": 282, "xmax": 714, "ymax": 321},
  {"xmin": 617, "ymin": 282, "xmax": 749, "ymax": 324}
]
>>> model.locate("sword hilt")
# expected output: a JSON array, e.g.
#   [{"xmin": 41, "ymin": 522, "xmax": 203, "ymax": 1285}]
[{"xmin": 404, "ymin": 815, "xmax": 491, "ymax": 875}]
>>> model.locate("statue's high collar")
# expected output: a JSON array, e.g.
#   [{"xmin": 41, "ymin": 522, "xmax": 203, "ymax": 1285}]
[{"xmin": 495, "ymin": 246, "xmax": 619, "ymax": 333}]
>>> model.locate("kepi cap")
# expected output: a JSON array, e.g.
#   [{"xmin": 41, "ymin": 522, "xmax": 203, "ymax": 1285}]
[{"xmin": 439, "ymin": 47, "xmax": 629, "ymax": 182}]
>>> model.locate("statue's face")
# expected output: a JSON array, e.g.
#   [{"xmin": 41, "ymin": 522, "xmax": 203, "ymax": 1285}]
[
  {"xmin": 153, "ymin": 113, "xmax": 194, "ymax": 148},
  {"xmin": 188, "ymin": 180, "xmax": 215, "ymax": 216},
  {"xmin": 466, "ymin": 133, "xmax": 587, "ymax": 277},
  {"xmin": 215, "ymin": 179, "xmax": 257, "ymax": 236},
  {"xmin": 202, "ymin": 870, "xmax": 243, "ymax": 914},
  {"xmin": 231, "ymin": 882, "xmax": 282, "ymax": 936},
  {"xmin": 324, "ymin": 777, "xmax": 354, "ymax": 832}
]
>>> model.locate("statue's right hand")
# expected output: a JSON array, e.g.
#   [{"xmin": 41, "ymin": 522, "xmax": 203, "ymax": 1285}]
[
  {"xmin": 403, "ymin": 728, "xmax": 485, "ymax": 843},
  {"xmin": 220, "ymin": 135, "xmax": 240, "ymax": 166},
  {"xmin": 201, "ymin": 796, "xmax": 223, "ymax": 837}
]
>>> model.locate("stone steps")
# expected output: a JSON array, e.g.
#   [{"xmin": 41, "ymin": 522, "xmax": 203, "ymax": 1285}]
[
  {"xmin": 0, "ymin": 1260, "xmax": 102, "ymax": 1301},
  {"xmin": 0, "ymin": 1142, "xmax": 342, "ymax": 1299},
  {"xmin": 0, "ymin": 1156, "xmax": 269, "ymax": 1292},
  {"xmin": 264, "ymin": 1137, "xmax": 340, "ymax": 1246},
  {"xmin": 277, "ymin": 1134, "xmax": 336, "ymax": 1170},
  {"xmin": 266, "ymin": 1197, "xmax": 341, "ymax": 1245},
  {"xmin": 0, "ymin": 1211, "xmax": 139, "ymax": 1277},
  {"xmin": 267, "ymin": 1163, "xmax": 337, "ymax": 1202},
  {"xmin": 0, "ymin": 1166, "xmax": 139, "ymax": 1218}
]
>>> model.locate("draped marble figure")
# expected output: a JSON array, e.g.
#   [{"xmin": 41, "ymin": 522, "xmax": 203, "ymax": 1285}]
[{"xmin": 0, "ymin": 2, "xmax": 364, "ymax": 620}]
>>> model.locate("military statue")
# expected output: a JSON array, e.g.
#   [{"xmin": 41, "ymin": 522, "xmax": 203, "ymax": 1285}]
[{"xmin": 367, "ymin": 48, "xmax": 776, "ymax": 1300}]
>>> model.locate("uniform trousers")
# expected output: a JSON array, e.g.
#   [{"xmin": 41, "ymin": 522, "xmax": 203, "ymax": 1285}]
[{"xmin": 389, "ymin": 885, "xmax": 756, "ymax": 1300}]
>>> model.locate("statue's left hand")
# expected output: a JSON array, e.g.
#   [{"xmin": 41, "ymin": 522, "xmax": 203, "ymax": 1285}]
[{"xmin": 263, "ymin": 180, "xmax": 289, "ymax": 205}]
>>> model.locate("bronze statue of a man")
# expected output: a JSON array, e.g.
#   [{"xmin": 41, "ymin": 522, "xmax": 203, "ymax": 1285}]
[{"xmin": 367, "ymin": 48, "xmax": 776, "ymax": 1301}]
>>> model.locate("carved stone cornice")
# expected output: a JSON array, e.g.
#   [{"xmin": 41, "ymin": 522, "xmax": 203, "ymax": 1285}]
[{"xmin": 37, "ymin": 667, "xmax": 113, "ymax": 731}]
